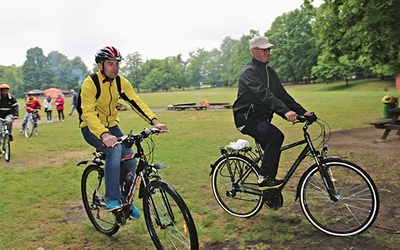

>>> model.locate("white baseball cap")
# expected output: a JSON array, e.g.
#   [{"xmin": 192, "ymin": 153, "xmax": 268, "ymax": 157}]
[{"xmin": 249, "ymin": 36, "xmax": 275, "ymax": 49}]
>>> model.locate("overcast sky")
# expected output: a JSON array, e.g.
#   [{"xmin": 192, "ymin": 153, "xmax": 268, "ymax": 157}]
[{"xmin": 1, "ymin": 0, "xmax": 322, "ymax": 68}]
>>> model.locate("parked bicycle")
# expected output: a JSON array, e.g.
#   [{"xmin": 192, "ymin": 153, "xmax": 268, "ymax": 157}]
[
  {"xmin": 210, "ymin": 113, "xmax": 379, "ymax": 236},
  {"xmin": 78, "ymin": 127, "xmax": 198, "ymax": 249},
  {"xmin": 0, "ymin": 116, "xmax": 13, "ymax": 162}
]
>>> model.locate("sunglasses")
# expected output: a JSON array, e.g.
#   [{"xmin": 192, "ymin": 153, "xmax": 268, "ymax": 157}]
[{"xmin": 254, "ymin": 48, "xmax": 271, "ymax": 52}]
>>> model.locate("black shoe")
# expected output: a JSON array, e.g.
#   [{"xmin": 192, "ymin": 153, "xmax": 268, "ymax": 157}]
[
  {"xmin": 258, "ymin": 177, "xmax": 283, "ymax": 190},
  {"xmin": 8, "ymin": 135, "xmax": 13, "ymax": 141}
]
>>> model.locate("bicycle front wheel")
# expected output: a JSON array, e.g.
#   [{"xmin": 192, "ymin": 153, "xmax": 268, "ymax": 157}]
[
  {"xmin": 143, "ymin": 180, "xmax": 198, "ymax": 250},
  {"xmin": 211, "ymin": 154, "xmax": 263, "ymax": 218},
  {"xmin": 24, "ymin": 116, "xmax": 35, "ymax": 138},
  {"xmin": 3, "ymin": 134, "xmax": 10, "ymax": 162},
  {"xmin": 81, "ymin": 165, "xmax": 119, "ymax": 235},
  {"xmin": 299, "ymin": 159, "xmax": 379, "ymax": 236}
]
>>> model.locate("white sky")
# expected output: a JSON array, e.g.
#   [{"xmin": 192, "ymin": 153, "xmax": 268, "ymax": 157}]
[{"xmin": 0, "ymin": 0, "xmax": 322, "ymax": 68}]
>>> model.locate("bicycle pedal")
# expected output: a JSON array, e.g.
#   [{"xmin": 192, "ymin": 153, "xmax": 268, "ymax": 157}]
[{"xmin": 113, "ymin": 209, "xmax": 126, "ymax": 226}]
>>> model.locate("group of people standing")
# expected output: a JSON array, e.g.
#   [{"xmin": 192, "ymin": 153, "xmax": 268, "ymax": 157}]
[
  {"xmin": 0, "ymin": 86, "xmax": 78, "ymax": 139},
  {"xmin": 42, "ymin": 89, "xmax": 78, "ymax": 123}
]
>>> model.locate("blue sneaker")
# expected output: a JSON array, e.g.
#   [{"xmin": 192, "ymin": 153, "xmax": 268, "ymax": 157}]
[
  {"xmin": 106, "ymin": 200, "xmax": 121, "ymax": 211},
  {"xmin": 130, "ymin": 203, "xmax": 140, "ymax": 219}
]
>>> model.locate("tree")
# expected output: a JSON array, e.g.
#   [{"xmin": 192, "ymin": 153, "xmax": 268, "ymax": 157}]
[
  {"xmin": 121, "ymin": 52, "xmax": 144, "ymax": 92},
  {"xmin": 22, "ymin": 47, "xmax": 54, "ymax": 91},
  {"xmin": 266, "ymin": 7, "xmax": 319, "ymax": 83},
  {"xmin": 47, "ymin": 52, "xmax": 88, "ymax": 91},
  {"xmin": 0, "ymin": 65, "xmax": 24, "ymax": 97},
  {"xmin": 218, "ymin": 37, "xmax": 239, "ymax": 87},
  {"xmin": 311, "ymin": 0, "xmax": 400, "ymax": 76},
  {"xmin": 226, "ymin": 31, "xmax": 256, "ymax": 87}
]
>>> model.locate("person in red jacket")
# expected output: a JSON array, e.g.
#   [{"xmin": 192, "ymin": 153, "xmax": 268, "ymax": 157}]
[
  {"xmin": 55, "ymin": 92, "xmax": 65, "ymax": 122},
  {"xmin": 21, "ymin": 91, "xmax": 42, "ymax": 135}
]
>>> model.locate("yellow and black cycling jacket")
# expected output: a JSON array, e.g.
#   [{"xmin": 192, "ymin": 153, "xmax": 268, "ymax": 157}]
[{"xmin": 79, "ymin": 71, "xmax": 157, "ymax": 139}]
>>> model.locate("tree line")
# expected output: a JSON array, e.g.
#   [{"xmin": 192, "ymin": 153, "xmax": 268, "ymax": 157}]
[{"xmin": 1, "ymin": 0, "xmax": 399, "ymax": 98}]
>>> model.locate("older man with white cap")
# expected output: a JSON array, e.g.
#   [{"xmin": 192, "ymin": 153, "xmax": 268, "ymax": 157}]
[{"xmin": 232, "ymin": 35, "xmax": 313, "ymax": 190}]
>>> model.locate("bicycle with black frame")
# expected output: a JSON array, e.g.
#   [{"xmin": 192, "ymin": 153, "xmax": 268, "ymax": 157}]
[
  {"xmin": 210, "ymin": 113, "xmax": 379, "ymax": 236},
  {"xmin": 78, "ymin": 127, "xmax": 198, "ymax": 249}
]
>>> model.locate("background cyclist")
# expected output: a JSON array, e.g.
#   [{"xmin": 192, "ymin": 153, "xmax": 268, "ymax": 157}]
[{"xmin": 0, "ymin": 84, "xmax": 18, "ymax": 141}]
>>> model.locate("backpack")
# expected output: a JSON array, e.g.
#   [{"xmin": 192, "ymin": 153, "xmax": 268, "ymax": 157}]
[{"xmin": 77, "ymin": 73, "xmax": 122, "ymax": 124}]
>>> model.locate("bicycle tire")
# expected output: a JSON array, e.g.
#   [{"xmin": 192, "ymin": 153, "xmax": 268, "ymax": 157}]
[
  {"xmin": 81, "ymin": 164, "xmax": 120, "ymax": 235},
  {"xmin": 211, "ymin": 154, "xmax": 264, "ymax": 218},
  {"xmin": 3, "ymin": 133, "xmax": 10, "ymax": 162},
  {"xmin": 143, "ymin": 180, "xmax": 198, "ymax": 250},
  {"xmin": 299, "ymin": 158, "xmax": 379, "ymax": 236},
  {"xmin": 24, "ymin": 116, "xmax": 35, "ymax": 138}
]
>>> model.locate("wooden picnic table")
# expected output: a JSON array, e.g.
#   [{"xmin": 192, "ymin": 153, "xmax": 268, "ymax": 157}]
[
  {"xmin": 370, "ymin": 108, "xmax": 400, "ymax": 139},
  {"xmin": 173, "ymin": 102, "xmax": 196, "ymax": 107},
  {"xmin": 171, "ymin": 102, "xmax": 206, "ymax": 111}
]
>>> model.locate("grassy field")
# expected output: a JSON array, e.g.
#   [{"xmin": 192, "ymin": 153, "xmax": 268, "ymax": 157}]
[{"xmin": 0, "ymin": 78, "xmax": 399, "ymax": 249}]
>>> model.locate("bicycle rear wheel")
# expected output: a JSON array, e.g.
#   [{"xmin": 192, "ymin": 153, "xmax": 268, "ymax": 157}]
[
  {"xmin": 81, "ymin": 165, "xmax": 119, "ymax": 235},
  {"xmin": 3, "ymin": 133, "xmax": 10, "ymax": 162},
  {"xmin": 24, "ymin": 116, "xmax": 35, "ymax": 138},
  {"xmin": 299, "ymin": 159, "xmax": 379, "ymax": 236},
  {"xmin": 143, "ymin": 180, "xmax": 198, "ymax": 250},
  {"xmin": 211, "ymin": 154, "xmax": 263, "ymax": 218}
]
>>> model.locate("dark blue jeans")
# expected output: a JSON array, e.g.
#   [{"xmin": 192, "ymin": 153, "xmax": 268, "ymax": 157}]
[
  {"xmin": 81, "ymin": 126, "xmax": 137, "ymax": 202},
  {"xmin": 240, "ymin": 117, "xmax": 284, "ymax": 178}
]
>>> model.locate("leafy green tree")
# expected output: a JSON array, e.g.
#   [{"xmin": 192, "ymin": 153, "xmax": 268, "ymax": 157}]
[
  {"xmin": 266, "ymin": 8, "xmax": 319, "ymax": 83},
  {"xmin": 0, "ymin": 65, "xmax": 24, "ymax": 97},
  {"xmin": 121, "ymin": 52, "xmax": 144, "ymax": 92},
  {"xmin": 311, "ymin": 0, "xmax": 400, "ymax": 76},
  {"xmin": 22, "ymin": 47, "xmax": 54, "ymax": 91},
  {"xmin": 163, "ymin": 55, "xmax": 187, "ymax": 90},
  {"xmin": 227, "ymin": 31, "xmax": 256, "ymax": 87},
  {"xmin": 186, "ymin": 48, "xmax": 208, "ymax": 87},
  {"xmin": 218, "ymin": 36, "xmax": 239, "ymax": 87}
]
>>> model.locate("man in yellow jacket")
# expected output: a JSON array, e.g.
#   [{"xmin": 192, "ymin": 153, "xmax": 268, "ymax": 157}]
[{"xmin": 79, "ymin": 46, "xmax": 167, "ymax": 218}]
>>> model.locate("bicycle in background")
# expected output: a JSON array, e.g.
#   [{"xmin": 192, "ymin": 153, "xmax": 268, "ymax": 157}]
[
  {"xmin": 210, "ymin": 113, "xmax": 379, "ymax": 236},
  {"xmin": 0, "ymin": 115, "xmax": 13, "ymax": 162},
  {"xmin": 78, "ymin": 127, "xmax": 198, "ymax": 249},
  {"xmin": 21, "ymin": 108, "xmax": 39, "ymax": 138}
]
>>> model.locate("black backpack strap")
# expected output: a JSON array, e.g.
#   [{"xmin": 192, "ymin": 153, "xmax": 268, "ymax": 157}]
[
  {"xmin": 89, "ymin": 74, "xmax": 101, "ymax": 100},
  {"xmin": 116, "ymin": 75, "xmax": 122, "ymax": 95}
]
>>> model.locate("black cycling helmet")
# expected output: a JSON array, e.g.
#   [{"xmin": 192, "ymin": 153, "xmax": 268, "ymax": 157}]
[{"xmin": 95, "ymin": 46, "xmax": 123, "ymax": 63}]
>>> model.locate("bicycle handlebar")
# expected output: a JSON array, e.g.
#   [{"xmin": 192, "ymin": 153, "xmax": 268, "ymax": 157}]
[
  {"xmin": 296, "ymin": 112, "xmax": 317, "ymax": 124},
  {"xmin": 108, "ymin": 128, "xmax": 169, "ymax": 148}
]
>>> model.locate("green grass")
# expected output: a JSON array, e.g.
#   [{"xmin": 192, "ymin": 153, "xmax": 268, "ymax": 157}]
[{"xmin": 1, "ymin": 78, "xmax": 398, "ymax": 249}]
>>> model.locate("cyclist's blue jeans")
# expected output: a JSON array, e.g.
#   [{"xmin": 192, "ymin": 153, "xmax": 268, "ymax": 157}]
[
  {"xmin": 81, "ymin": 126, "xmax": 137, "ymax": 203},
  {"xmin": 240, "ymin": 117, "xmax": 284, "ymax": 178}
]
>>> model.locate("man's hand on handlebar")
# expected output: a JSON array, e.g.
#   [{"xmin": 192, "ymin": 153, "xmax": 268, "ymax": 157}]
[
  {"xmin": 101, "ymin": 133, "xmax": 118, "ymax": 148},
  {"xmin": 151, "ymin": 119, "xmax": 168, "ymax": 131}
]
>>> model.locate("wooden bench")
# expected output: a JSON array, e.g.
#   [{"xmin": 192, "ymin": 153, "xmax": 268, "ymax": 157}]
[
  {"xmin": 370, "ymin": 108, "xmax": 400, "ymax": 139},
  {"xmin": 173, "ymin": 105, "xmax": 207, "ymax": 111}
]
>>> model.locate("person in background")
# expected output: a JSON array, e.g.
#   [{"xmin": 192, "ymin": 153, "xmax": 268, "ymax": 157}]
[
  {"xmin": 21, "ymin": 91, "xmax": 42, "ymax": 135},
  {"xmin": 43, "ymin": 95, "xmax": 53, "ymax": 123},
  {"xmin": 233, "ymin": 35, "xmax": 313, "ymax": 190},
  {"xmin": 79, "ymin": 46, "xmax": 167, "ymax": 218},
  {"xmin": 0, "ymin": 84, "xmax": 18, "ymax": 141},
  {"xmin": 55, "ymin": 92, "xmax": 65, "ymax": 122},
  {"xmin": 68, "ymin": 89, "xmax": 78, "ymax": 116}
]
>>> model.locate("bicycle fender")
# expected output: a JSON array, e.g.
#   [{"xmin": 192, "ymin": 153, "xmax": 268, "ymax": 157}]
[
  {"xmin": 209, "ymin": 155, "xmax": 227, "ymax": 176},
  {"xmin": 295, "ymin": 156, "xmax": 341, "ymax": 201}
]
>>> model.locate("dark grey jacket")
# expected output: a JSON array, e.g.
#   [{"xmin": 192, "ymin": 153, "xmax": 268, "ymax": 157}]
[{"xmin": 233, "ymin": 58, "xmax": 307, "ymax": 128}]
